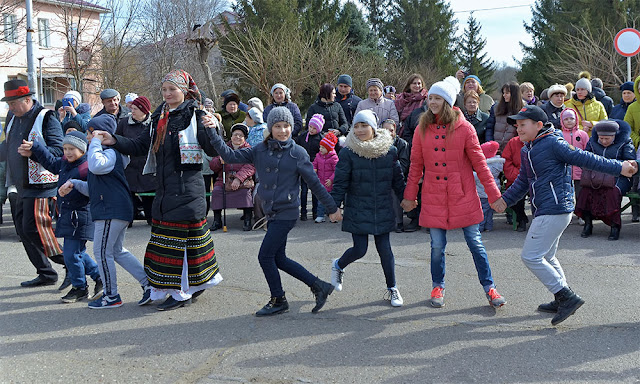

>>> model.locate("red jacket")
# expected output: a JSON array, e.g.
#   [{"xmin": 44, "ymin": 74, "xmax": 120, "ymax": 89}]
[
  {"xmin": 502, "ymin": 136, "xmax": 524, "ymax": 187},
  {"xmin": 404, "ymin": 112, "xmax": 501, "ymax": 230}
]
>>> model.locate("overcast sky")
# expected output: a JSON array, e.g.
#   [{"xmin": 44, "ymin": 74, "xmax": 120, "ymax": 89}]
[{"xmin": 449, "ymin": 0, "xmax": 535, "ymax": 67}]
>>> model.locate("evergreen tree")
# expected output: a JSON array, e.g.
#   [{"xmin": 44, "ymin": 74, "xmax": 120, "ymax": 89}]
[
  {"xmin": 456, "ymin": 13, "xmax": 496, "ymax": 92},
  {"xmin": 337, "ymin": 2, "xmax": 380, "ymax": 55},
  {"xmin": 360, "ymin": 0, "xmax": 390, "ymax": 37},
  {"xmin": 383, "ymin": 0, "xmax": 457, "ymax": 73},
  {"xmin": 234, "ymin": 0, "xmax": 299, "ymax": 32}
]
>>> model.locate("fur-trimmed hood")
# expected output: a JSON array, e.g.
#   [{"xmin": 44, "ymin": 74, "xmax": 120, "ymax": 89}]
[{"xmin": 344, "ymin": 128, "xmax": 394, "ymax": 159}]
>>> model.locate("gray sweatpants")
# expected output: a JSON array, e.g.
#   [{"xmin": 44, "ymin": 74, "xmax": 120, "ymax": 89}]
[
  {"xmin": 520, "ymin": 213, "xmax": 571, "ymax": 294},
  {"xmin": 93, "ymin": 219, "xmax": 148, "ymax": 297}
]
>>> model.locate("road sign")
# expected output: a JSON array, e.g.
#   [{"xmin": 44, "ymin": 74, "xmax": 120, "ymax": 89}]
[{"xmin": 614, "ymin": 28, "xmax": 640, "ymax": 57}]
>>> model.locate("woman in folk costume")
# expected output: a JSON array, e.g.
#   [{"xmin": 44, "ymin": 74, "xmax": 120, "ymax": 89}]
[{"xmin": 100, "ymin": 70, "xmax": 222, "ymax": 311}]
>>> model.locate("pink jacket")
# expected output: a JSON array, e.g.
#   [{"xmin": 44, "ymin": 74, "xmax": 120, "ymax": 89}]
[
  {"xmin": 561, "ymin": 124, "xmax": 589, "ymax": 180},
  {"xmin": 313, "ymin": 150, "xmax": 338, "ymax": 192},
  {"xmin": 404, "ymin": 110, "xmax": 501, "ymax": 230}
]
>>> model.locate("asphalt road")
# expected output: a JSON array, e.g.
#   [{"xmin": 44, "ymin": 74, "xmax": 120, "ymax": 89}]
[{"xmin": 1, "ymin": 203, "xmax": 639, "ymax": 384}]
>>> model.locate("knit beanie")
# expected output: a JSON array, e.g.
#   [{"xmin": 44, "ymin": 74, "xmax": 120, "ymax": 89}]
[
  {"xmin": 320, "ymin": 131, "xmax": 338, "ymax": 152},
  {"xmin": 337, "ymin": 74, "xmax": 353, "ymax": 88},
  {"xmin": 383, "ymin": 85, "xmax": 396, "ymax": 95},
  {"xmin": 63, "ymin": 130, "xmax": 88, "ymax": 153},
  {"xmin": 248, "ymin": 107, "xmax": 264, "ymax": 124},
  {"xmin": 481, "ymin": 141, "xmax": 499, "ymax": 159},
  {"xmin": 575, "ymin": 78, "xmax": 592, "ymax": 93},
  {"xmin": 595, "ymin": 120, "xmax": 619, "ymax": 136},
  {"xmin": 620, "ymin": 81, "xmax": 635, "ymax": 92},
  {"xmin": 308, "ymin": 113, "xmax": 325, "ymax": 131},
  {"xmin": 352, "ymin": 109, "xmax": 378, "ymax": 129},
  {"xmin": 63, "ymin": 120, "xmax": 82, "ymax": 133},
  {"xmin": 366, "ymin": 78, "xmax": 384, "ymax": 91},
  {"xmin": 463, "ymin": 75, "xmax": 482, "ymax": 86},
  {"xmin": 428, "ymin": 76, "xmax": 461, "ymax": 107},
  {"xmin": 131, "ymin": 96, "xmax": 151, "ymax": 115},
  {"xmin": 125, "ymin": 92, "xmax": 138, "ymax": 103},
  {"xmin": 88, "ymin": 114, "xmax": 117, "ymax": 135},
  {"xmin": 63, "ymin": 91, "xmax": 82, "ymax": 105},
  {"xmin": 266, "ymin": 106, "xmax": 294, "ymax": 132},
  {"xmin": 247, "ymin": 97, "xmax": 264, "ymax": 112},
  {"xmin": 591, "ymin": 78, "xmax": 603, "ymax": 89},
  {"xmin": 231, "ymin": 123, "xmax": 249, "ymax": 139}
]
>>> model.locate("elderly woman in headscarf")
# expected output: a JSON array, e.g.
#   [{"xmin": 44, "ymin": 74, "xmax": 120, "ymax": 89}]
[
  {"xmin": 262, "ymin": 83, "xmax": 304, "ymax": 137},
  {"xmin": 98, "ymin": 69, "xmax": 223, "ymax": 311}
]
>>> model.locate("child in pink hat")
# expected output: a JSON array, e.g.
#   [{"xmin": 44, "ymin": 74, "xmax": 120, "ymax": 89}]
[{"xmin": 313, "ymin": 131, "xmax": 339, "ymax": 222}]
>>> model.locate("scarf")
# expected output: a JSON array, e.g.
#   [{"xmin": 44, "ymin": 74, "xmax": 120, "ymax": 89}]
[
  {"xmin": 344, "ymin": 127, "xmax": 393, "ymax": 159},
  {"xmin": 154, "ymin": 70, "xmax": 202, "ymax": 153}
]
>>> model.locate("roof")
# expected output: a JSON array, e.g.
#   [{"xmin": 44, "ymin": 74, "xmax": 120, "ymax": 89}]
[{"xmin": 36, "ymin": 0, "xmax": 110, "ymax": 13}]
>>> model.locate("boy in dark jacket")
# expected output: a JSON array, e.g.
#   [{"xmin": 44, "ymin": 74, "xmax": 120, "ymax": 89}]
[
  {"xmin": 20, "ymin": 131, "xmax": 102, "ymax": 303},
  {"xmin": 492, "ymin": 105, "xmax": 638, "ymax": 326},
  {"xmin": 78, "ymin": 115, "xmax": 151, "ymax": 309}
]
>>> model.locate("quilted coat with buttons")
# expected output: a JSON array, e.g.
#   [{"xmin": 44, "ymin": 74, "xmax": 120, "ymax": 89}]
[{"xmin": 404, "ymin": 111, "xmax": 501, "ymax": 230}]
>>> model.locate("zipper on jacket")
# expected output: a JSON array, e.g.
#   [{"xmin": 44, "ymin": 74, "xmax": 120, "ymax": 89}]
[
  {"xmin": 549, "ymin": 181, "xmax": 559, "ymax": 204},
  {"xmin": 527, "ymin": 150, "xmax": 538, "ymax": 212}
]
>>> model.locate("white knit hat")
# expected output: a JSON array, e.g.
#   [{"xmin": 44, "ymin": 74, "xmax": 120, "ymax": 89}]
[
  {"xmin": 63, "ymin": 90, "xmax": 82, "ymax": 104},
  {"xmin": 427, "ymin": 76, "xmax": 460, "ymax": 107},
  {"xmin": 125, "ymin": 92, "xmax": 138, "ymax": 103}
]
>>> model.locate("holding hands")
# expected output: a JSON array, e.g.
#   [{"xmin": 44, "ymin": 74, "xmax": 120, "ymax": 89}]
[
  {"xmin": 490, "ymin": 197, "xmax": 507, "ymax": 213},
  {"xmin": 17, "ymin": 139, "xmax": 33, "ymax": 157},
  {"xmin": 400, "ymin": 199, "xmax": 417, "ymax": 212},
  {"xmin": 58, "ymin": 180, "xmax": 74, "ymax": 197},
  {"xmin": 621, "ymin": 160, "xmax": 639, "ymax": 177},
  {"xmin": 328, "ymin": 210, "xmax": 343, "ymax": 223}
]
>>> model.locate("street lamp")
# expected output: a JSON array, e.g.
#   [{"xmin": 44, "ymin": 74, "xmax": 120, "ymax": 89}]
[{"xmin": 37, "ymin": 57, "xmax": 44, "ymax": 104}]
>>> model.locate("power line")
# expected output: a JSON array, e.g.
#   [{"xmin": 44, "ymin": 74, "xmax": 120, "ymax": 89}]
[{"xmin": 454, "ymin": 4, "xmax": 532, "ymax": 14}]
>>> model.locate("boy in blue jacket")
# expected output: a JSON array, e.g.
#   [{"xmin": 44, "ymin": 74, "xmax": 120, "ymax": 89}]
[
  {"xmin": 491, "ymin": 106, "xmax": 638, "ymax": 326},
  {"xmin": 72, "ymin": 115, "xmax": 151, "ymax": 309},
  {"xmin": 19, "ymin": 131, "xmax": 102, "ymax": 303}
]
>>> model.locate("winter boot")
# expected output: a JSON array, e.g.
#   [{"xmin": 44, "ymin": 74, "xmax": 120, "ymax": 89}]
[
  {"xmin": 608, "ymin": 225, "xmax": 620, "ymax": 240},
  {"xmin": 310, "ymin": 279, "xmax": 334, "ymax": 313},
  {"xmin": 537, "ymin": 299, "xmax": 559, "ymax": 313},
  {"xmin": 242, "ymin": 209, "xmax": 252, "ymax": 231},
  {"xmin": 516, "ymin": 219, "xmax": 527, "ymax": 232},
  {"xmin": 255, "ymin": 295, "xmax": 289, "ymax": 316},
  {"xmin": 211, "ymin": 210, "xmax": 223, "ymax": 231},
  {"xmin": 632, "ymin": 204, "xmax": 640, "ymax": 222},
  {"xmin": 580, "ymin": 212, "xmax": 593, "ymax": 238},
  {"xmin": 551, "ymin": 287, "xmax": 585, "ymax": 326}
]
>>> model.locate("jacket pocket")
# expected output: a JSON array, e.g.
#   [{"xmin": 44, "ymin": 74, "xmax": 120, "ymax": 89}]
[{"xmin": 549, "ymin": 181, "xmax": 559, "ymax": 204}]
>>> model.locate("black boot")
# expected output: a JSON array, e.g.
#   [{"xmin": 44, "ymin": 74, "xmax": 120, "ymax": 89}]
[
  {"xmin": 608, "ymin": 225, "xmax": 620, "ymax": 241},
  {"xmin": 243, "ymin": 216, "xmax": 252, "ymax": 231},
  {"xmin": 310, "ymin": 279, "xmax": 334, "ymax": 313},
  {"xmin": 58, "ymin": 266, "xmax": 71, "ymax": 291},
  {"xmin": 516, "ymin": 219, "xmax": 527, "ymax": 232},
  {"xmin": 404, "ymin": 218, "xmax": 420, "ymax": 232},
  {"xmin": 551, "ymin": 287, "xmax": 585, "ymax": 325},
  {"xmin": 632, "ymin": 204, "xmax": 640, "ymax": 222},
  {"xmin": 537, "ymin": 299, "xmax": 559, "ymax": 313},
  {"xmin": 580, "ymin": 213, "xmax": 593, "ymax": 238},
  {"xmin": 211, "ymin": 211, "xmax": 223, "ymax": 231},
  {"xmin": 505, "ymin": 213, "xmax": 513, "ymax": 225},
  {"xmin": 300, "ymin": 211, "xmax": 307, "ymax": 221},
  {"xmin": 255, "ymin": 295, "xmax": 289, "ymax": 316}
]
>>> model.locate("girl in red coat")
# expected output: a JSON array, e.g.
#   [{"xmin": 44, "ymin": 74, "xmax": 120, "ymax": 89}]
[{"xmin": 401, "ymin": 76, "xmax": 506, "ymax": 309}]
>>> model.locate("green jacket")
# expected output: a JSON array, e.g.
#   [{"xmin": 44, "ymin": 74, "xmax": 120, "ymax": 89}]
[{"xmin": 624, "ymin": 75, "xmax": 640, "ymax": 149}]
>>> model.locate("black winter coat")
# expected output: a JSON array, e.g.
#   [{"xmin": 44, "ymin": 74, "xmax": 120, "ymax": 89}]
[
  {"xmin": 305, "ymin": 98, "xmax": 349, "ymax": 135},
  {"xmin": 393, "ymin": 136, "xmax": 410, "ymax": 179},
  {"xmin": 115, "ymin": 114, "xmax": 156, "ymax": 192},
  {"xmin": 331, "ymin": 131, "xmax": 405, "ymax": 235},
  {"xmin": 402, "ymin": 104, "xmax": 427, "ymax": 146},
  {"xmin": 295, "ymin": 131, "xmax": 324, "ymax": 163},
  {"xmin": 112, "ymin": 99, "xmax": 217, "ymax": 222},
  {"xmin": 337, "ymin": 91, "xmax": 362, "ymax": 126},
  {"xmin": 592, "ymin": 87, "xmax": 614, "ymax": 116}
]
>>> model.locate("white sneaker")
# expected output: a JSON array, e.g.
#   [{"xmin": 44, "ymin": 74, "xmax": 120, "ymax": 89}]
[
  {"xmin": 330, "ymin": 258, "xmax": 343, "ymax": 291},
  {"xmin": 386, "ymin": 287, "xmax": 403, "ymax": 307},
  {"xmin": 315, "ymin": 216, "xmax": 326, "ymax": 223}
]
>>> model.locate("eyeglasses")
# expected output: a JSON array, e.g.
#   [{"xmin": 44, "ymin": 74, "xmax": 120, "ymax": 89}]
[{"xmin": 231, "ymin": 133, "xmax": 245, "ymax": 138}]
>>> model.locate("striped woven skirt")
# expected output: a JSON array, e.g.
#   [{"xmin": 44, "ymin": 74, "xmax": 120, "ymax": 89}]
[{"xmin": 144, "ymin": 218, "xmax": 220, "ymax": 289}]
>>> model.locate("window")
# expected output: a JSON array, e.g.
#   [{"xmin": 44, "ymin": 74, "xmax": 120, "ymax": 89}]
[
  {"xmin": 38, "ymin": 18, "xmax": 49, "ymax": 48},
  {"xmin": 3, "ymin": 14, "xmax": 17, "ymax": 43},
  {"xmin": 41, "ymin": 79, "xmax": 55, "ymax": 105}
]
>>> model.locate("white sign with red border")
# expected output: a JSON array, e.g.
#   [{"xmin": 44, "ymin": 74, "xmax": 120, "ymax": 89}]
[{"xmin": 614, "ymin": 28, "xmax": 640, "ymax": 57}]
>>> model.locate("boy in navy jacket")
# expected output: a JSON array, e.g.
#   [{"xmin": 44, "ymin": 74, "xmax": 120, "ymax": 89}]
[
  {"xmin": 19, "ymin": 131, "xmax": 102, "ymax": 303},
  {"xmin": 492, "ymin": 106, "xmax": 638, "ymax": 326}
]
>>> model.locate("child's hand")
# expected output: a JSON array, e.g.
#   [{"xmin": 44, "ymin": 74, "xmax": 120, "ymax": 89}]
[
  {"xmin": 400, "ymin": 199, "xmax": 417, "ymax": 212},
  {"xmin": 58, "ymin": 180, "xmax": 74, "ymax": 197},
  {"xmin": 17, "ymin": 139, "xmax": 33, "ymax": 157},
  {"xmin": 329, "ymin": 210, "xmax": 342, "ymax": 222},
  {"xmin": 324, "ymin": 179, "xmax": 332, "ymax": 188},
  {"xmin": 490, "ymin": 197, "xmax": 507, "ymax": 213},
  {"xmin": 621, "ymin": 160, "xmax": 638, "ymax": 177}
]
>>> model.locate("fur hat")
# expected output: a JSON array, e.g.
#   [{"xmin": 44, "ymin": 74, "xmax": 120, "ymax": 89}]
[
  {"xmin": 131, "ymin": 96, "xmax": 151, "ymax": 115},
  {"xmin": 320, "ymin": 131, "xmax": 338, "ymax": 152},
  {"xmin": 352, "ymin": 109, "xmax": 378, "ymax": 129},
  {"xmin": 337, "ymin": 74, "xmax": 353, "ymax": 88},
  {"xmin": 595, "ymin": 120, "xmax": 619, "ymax": 136},
  {"xmin": 266, "ymin": 106, "xmax": 294, "ymax": 132},
  {"xmin": 308, "ymin": 114, "xmax": 325, "ymax": 131},
  {"xmin": 223, "ymin": 93, "xmax": 240, "ymax": 109},
  {"xmin": 247, "ymin": 107, "xmax": 264, "ymax": 124},
  {"xmin": 575, "ymin": 78, "xmax": 592, "ymax": 93},
  {"xmin": 88, "ymin": 114, "xmax": 117, "ymax": 135},
  {"xmin": 366, "ymin": 78, "xmax": 384, "ymax": 91},
  {"xmin": 428, "ymin": 76, "xmax": 461, "ymax": 107},
  {"xmin": 481, "ymin": 141, "xmax": 499, "ymax": 159},
  {"xmin": 63, "ymin": 130, "xmax": 88, "ymax": 153},
  {"xmin": 547, "ymin": 84, "xmax": 567, "ymax": 96}
]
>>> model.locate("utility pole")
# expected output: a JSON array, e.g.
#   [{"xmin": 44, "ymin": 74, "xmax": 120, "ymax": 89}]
[{"xmin": 25, "ymin": 0, "xmax": 38, "ymax": 99}]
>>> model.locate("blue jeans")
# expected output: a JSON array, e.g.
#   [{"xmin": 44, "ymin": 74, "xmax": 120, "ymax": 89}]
[
  {"xmin": 429, "ymin": 225, "xmax": 495, "ymax": 292},
  {"xmin": 258, "ymin": 219, "xmax": 317, "ymax": 297},
  {"xmin": 317, "ymin": 203, "xmax": 325, "ymax": 218},
  {"xmin": 479, "ymin": 197, "xmax": 494, "ymax": 231},
  {"xmin": 337, "ymin": 233, "xmax": 396, "ymax": 288},
  {"xmin": 63, "ymin": 238, "xmax": 100, "ymax": 288}
]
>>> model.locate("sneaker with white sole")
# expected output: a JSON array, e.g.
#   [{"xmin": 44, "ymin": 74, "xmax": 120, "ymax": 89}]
[
  {"xmin": 61, "ymin": 286, "xmax": 88, "ymax": 303},
  {"xmin": 429, "ymin": 286, "xmax": 445, "ymax": 308},
  {"xmin": 315, "ymin": 216, "xmax": 326, "ymax": 223},
  {"xmin": 88, "ymin": 294, "xmax": 123, "ymax": 309},
  {"xmin": 330, "ymin": 258, "xmax": 343, "ymax": 291},
  {"xmin": 385, "ymin": 287, "xmax": 403, "ymax": 307},
  {"xmin": 486, "ymin": 287, "xmax": 506, "ymax": 308},
  {"xmin": 138, "ymin": 285, "xmax": 152, "ymax": 306}
]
